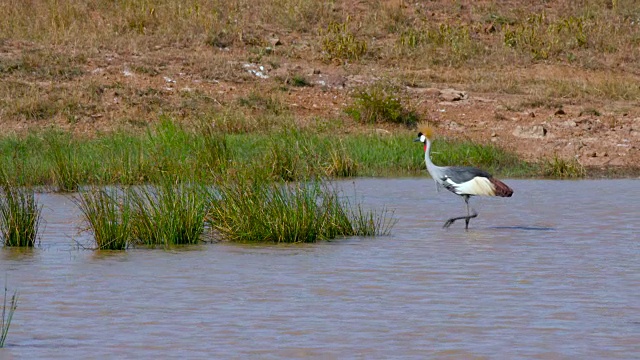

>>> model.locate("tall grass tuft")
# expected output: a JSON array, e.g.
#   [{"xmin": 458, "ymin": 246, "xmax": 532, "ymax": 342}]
[
  {"xmin": 0, "ymin": 180, "xmax": 42, "ymax": 247},
  {"xmin": 264, "ymin": 128, "xmax": 316, "ymax": 181},
  {"xmin": 541, "ymin": 154, "xmax": 586, "ymax": 178},
  {"xmin": 196, "ymin": 121, "xmax": 230, "ymax": 174},
  {"xmin": 325, "ymin": 143, "xmax": 358, "ymax": 177},
  {"xmin": 1, "ymin": 283, "xmax": 18, "ymax": 348},
  {"xmin": 47, "ymin": 134, "xmax": 82, "ymax": 192},
  {"xmin": 130, "ymin": 180, "xmax": 208, "ymax": 247},
  {"xmin": 75, "ymin": 187, "xmax": 132, "ymax": 250},
  {"xmin": 208, "ymin": 176, "xmax": 395, "ymax": 243}
]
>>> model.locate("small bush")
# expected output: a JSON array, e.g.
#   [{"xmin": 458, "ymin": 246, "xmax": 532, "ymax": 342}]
[
  {"xmin": 345, "ymin": 84, "xmax": 418, "ymax": 126},
  {"xmin": 541, "ymin": 154, "xmax": 586, "ymax": 178},
  {"xmin": 288, "ymin": 75, "xmax": 312, "ymax": 87}
]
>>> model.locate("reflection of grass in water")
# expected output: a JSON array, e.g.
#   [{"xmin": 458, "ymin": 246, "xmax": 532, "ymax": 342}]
[{"xmin": 1, "ymin": 283, "xmax": 18, "ymax": 348}]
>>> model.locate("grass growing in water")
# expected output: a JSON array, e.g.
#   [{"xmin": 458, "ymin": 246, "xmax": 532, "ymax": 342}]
[
  {"xmin": 130, "ymin": 180, "xmax": 209, "ymax": 247},
  {"xmin": 0, "ymin": 181, "xmax": 42, "ymax": 247},
  {"xmin": 1, "ymin": 283, "xmax": 18, "ymax": 348},
  {"xmin": 208, "ymin": 175, "xmax": 395, "ymax": 243},
  {"xmin": 75, "ymin": 187, "xmax": 132, "ymax": 250}
]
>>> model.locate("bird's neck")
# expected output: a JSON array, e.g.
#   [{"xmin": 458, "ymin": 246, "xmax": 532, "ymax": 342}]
[{"xmin": 424, "ymin": 139, "xmax": 441, "ymax": 177}]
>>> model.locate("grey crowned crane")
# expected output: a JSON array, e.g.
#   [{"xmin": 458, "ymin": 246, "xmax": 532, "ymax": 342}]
[{"xmin": 415, "ymin": 125, "xmax": 513, "ymax": 229}]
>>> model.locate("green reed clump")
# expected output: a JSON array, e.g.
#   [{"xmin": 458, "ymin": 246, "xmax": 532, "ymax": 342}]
[
  {"xmin": 1, "ymin": 284, "xmax": 18, "ymax": 348},
  {"xmin": 0, "ymin": 182, "xmax": 42, "ymax": 247},
  {"xmin": 75, "ymin": 187, "xmax": 132, "ymax": 250},
  {"xmin": 207, "ymin": 176, "xmax": 395, "ymax": 243},
  {"xmin": 130, "ymin": 180, "xmax": 208, "ymax": 246}
]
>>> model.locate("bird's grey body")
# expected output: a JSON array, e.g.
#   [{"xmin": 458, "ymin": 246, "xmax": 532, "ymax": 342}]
[{"xmin": 417, "ymin": 130, "xmax": 513, "ymax": 229}]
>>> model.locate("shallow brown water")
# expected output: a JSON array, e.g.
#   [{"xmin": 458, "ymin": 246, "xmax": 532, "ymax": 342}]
[{"xmin": 1, "ymin": 179, "xmax": 639, "ymax": 359}]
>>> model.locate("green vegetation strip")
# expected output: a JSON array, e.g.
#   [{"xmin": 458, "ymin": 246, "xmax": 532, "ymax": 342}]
[
  {"xmin": 0, "ymin": 119, "xmax": 535, "ymax": 189},
  {"xmin": 0, "ymin": 119, "xmax": 585, "ymax": 247}
]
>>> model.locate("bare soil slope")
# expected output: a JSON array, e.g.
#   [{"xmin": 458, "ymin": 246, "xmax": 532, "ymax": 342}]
[{"xmin": 1, "ymin": 0, "xmax": 638, "ymax": 173}]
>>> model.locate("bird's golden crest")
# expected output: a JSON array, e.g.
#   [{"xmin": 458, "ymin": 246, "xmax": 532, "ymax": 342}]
[{"xmin": 418, "ymin": 123, "xmax": 434, "ymax": 140}]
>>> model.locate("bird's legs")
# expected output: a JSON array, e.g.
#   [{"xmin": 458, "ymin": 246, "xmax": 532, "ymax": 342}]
[{"xmin": 443, "ymin": 196, "xmax": 478, "ymax": 229}]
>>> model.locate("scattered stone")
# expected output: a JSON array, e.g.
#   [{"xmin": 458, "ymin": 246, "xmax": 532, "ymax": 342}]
[
  {"xmin": 529, "ymin": 112, "xmax": 536, "ymax": 118},
  {"xmin": 438, "ymin": 88, "xmax": 468, "ymax": 102},
  {"xmin": 242, "ymin": 63, "xmax": 269, "ymax": 79},
  {"xmin": 555, "ymin": 108, "xmax": 566, "ymax": 115},
  {"xmin": 491, "ymin": 132, "xmax": 497, "ymax": 137},
  {"xmin": 512, "ymin": 125, "xmax": 547, "ymax": 139}
]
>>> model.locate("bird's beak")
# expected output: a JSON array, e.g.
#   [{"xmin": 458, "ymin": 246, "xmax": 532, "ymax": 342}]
[{"xmin": 413, "ymin": 137, "xmax": 421, "ymax": 142}]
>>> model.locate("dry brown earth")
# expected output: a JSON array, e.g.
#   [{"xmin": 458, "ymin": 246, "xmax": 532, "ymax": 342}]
[{"xmin": 1, "ymin": 1, "xmax": 639, "ymax": 174}]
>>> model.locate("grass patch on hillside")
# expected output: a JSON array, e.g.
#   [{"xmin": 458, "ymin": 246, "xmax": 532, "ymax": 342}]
[{"xmin": 345, "ymin": 83, "xmax": 418, "ymax": 126}]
